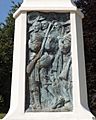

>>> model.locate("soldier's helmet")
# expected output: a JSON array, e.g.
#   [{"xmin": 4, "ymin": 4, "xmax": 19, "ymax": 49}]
[
  {"xmin": 38, "ymin": 16, "xmax": 46, "ymax": 22},
  {"xmin": 29, "ymin": 26, "xmax": 34, "ymax": 33},
  {"xmin": 29, "ymin": 22, "xmax": 41, "ymax": 33}
]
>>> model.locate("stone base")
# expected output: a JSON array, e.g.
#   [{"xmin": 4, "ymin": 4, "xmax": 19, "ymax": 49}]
[{"xmin": 3, "ymin": 107, "xmax": 95, "ymax": 120}]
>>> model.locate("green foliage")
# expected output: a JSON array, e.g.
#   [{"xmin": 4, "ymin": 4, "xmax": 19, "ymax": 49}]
[
  {"xmin": 0, "ymin": 2, "xmax": 21, "ymax": 113},
  {"xmin": 0, "ymin": 113, "xmax": 6, "ymax": 119},
  {"xmin": 75, "ymin": 0, "xmax": 96, "ymax": 116}
]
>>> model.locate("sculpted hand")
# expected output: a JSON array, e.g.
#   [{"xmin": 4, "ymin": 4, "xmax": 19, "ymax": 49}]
[{"xmin": 35, "ymin": 50, "xmax": 42, "ymax": 60}]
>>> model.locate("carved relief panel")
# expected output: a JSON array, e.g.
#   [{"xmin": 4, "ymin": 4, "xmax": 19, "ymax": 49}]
[{"xmin": 25, "ymin": 12, "xmax": 72, "ymax": 112}]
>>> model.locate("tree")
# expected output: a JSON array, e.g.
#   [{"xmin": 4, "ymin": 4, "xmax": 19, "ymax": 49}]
[
  {"xmin": 0, "ymin": 2, "xmax": 21, "ymax": 113},
  {"xmin": 75, "ymin": 0, "xmax": 96, "ymax": 116}
]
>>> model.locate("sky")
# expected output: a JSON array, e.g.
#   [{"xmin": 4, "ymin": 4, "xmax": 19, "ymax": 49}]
[{"xmin": 0, "ymin": 0, "xmax": 22, "ymax": 23}]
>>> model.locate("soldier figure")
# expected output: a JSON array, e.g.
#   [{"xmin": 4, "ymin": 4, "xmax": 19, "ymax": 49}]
[
  {"xmin": 27, "ymin": 17, "xmax": 55, "ymax": 111},
  {"xmin": 58, "ymin": 20, "xmax": 72, "ymax": 110},
  {"xmin": 27, "ymin": 20, "xmax": 44, "ymax": 111},
  {"xmin": 48, "ymin": 20, "xmax": 72, "ymax": 110}
]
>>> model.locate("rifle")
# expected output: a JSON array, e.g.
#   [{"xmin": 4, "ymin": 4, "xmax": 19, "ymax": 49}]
[{"xmin": 27, "ymin": 22, "xmax": 53, "ymax": 76}]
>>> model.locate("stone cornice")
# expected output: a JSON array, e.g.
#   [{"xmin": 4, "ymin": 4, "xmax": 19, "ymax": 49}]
[{"xmin": 13, "ymin": 6, "xmax": 84, "ymax": 19}]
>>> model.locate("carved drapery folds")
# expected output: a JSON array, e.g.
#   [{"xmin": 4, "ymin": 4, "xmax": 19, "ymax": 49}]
[{"xmin": 26, "ymin": 12, "xmax": 72, "ymax": 112}]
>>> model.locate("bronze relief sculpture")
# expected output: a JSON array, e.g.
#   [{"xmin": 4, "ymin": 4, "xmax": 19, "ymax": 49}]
[{"xmin": 26, "ymin": 12, "xmax": 72, "ymax": 112}]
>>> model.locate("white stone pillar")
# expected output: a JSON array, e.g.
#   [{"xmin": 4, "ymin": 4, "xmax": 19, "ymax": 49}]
[
  {"xmin": 3, "ymin": 0, "xmax": 95, "ymax": 120},
  {"xmin": 3, "ymin": 12, "xmax": 27, "ymax": 119}
]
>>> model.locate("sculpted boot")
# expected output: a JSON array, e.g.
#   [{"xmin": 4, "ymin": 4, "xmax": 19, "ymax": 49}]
[{"xmin": 32, "ymin": 89, "xmax": 41, "ymax": 110}]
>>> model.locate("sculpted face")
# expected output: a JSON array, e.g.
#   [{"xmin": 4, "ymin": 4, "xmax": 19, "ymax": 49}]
[
  {"xmin": 53, "ymin": 22, "xmax": 62, "ymax": 31},
  {"xmin": 29, "ymin": 33, "xmax": 43, "ymax": 53},
  {"xmin": 45, "ymin": 35, "xmax": 58, "ymax": 52},
  {"xmin": 33, "ymin": 22, "xmax": 41, "ymax": 32},
  {"xmin": 41, "ymin": 21, "xmax": 49, "ymax": 30},
  {"xmin": 61, "ymin": 37, "xmax": 71, "ymax": 54}
]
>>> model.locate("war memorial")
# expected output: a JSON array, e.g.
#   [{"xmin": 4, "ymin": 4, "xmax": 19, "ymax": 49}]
[{"xmin": 3, "ymin": 0, "xmax": 95, "ymax": 119}]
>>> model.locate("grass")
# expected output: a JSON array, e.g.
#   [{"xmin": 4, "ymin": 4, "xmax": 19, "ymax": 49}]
[{"xmin": 0, "ymin": 113, "xmax": 6, "ymax": 119}]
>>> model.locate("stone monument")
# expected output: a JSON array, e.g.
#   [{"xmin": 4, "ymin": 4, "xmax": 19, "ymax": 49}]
[{"xmin": 3, "ymin": 0, "xmax": 95, "ymax": 119}]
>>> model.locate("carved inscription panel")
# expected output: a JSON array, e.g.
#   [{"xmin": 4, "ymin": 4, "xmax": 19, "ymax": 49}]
[{"xmin": 25, "ymin": 12, "xmax": 72, "ymax": 112}]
